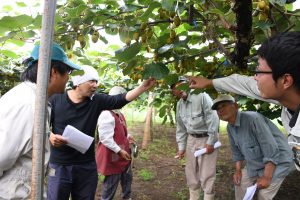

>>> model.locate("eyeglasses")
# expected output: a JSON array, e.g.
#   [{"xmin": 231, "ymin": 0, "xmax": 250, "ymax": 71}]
[
  {"xmin": 251, "ymin": 67, "xmax": 272, "ymax": 76},
  {"xmin": 67, "ymin": 69, "xmax": 73, "ymax": 75},
  {"xmin": 252, "ymin": 70, "xmax": 272, "ymax": 76}
]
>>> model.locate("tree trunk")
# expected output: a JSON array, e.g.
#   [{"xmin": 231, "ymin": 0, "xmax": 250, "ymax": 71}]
[
  {"xmin": 141, "ymin": 92, "xmax": 154, "ymax": 149},
  {"xmin": 232, "ymin": 0, "xmax": 253, "ymax": 69}
]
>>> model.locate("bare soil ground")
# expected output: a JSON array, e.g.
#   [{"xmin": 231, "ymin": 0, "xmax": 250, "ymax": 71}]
[{"xmin": 95, "ymin": 122, "xmax": 300, "ymax": 200}]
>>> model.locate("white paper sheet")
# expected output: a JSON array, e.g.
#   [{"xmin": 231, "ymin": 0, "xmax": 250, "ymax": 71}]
[
  {"xmin": 243, "ymin": 184, "xmax": 257, "ymax": 200},
  {"xmin": 62, "ymin": 125, "xmax": 94, "ymax": 154},
  {"xmin": 194, "ymin": 141, "xmax": 222, "ymax": 157}
]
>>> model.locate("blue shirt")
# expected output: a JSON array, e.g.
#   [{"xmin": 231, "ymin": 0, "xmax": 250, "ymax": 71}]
[{"xmin": 227, "ymin": 111, "xmax": 293, "ymax": 181}]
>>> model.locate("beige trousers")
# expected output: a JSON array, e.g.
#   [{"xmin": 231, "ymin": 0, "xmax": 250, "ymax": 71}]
[
  {"xmin": 235, "ymin": 168, "xmax": 284, "ymax": 200},
  {"xmin": 185, "ymin": 135, "xmax": 218, "ymax": 198}
]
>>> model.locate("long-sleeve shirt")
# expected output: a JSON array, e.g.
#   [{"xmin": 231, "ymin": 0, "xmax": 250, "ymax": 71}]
[
  {"xmin": 97, "ymin": 110, "xmax": 121, "ymax": 153},
  {"xmin": 212, "ymin": 74, "xmax": 297, "ymax": 137},
  {"xmin": 176, "ymin": 92, "xmax": 219, "ymax": 151},
  {"xmin": 227, "ymin": 111, "xmax": 293, "ymax": 181},
  {"xmin": 0, "ymin": 82, "xmax": 50, "ymax": 199}
]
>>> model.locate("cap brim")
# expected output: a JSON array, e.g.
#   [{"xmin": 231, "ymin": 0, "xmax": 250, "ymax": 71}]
[
  {"xmin": 64, "ymin": 60, "xmax": 81, "ymax": 70},
  {"xmin": 211, "ymin": 100, "xmax": 234, "ymax": 110}
]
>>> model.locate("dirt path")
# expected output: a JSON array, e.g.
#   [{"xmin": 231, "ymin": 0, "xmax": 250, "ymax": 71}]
[{"xmin": 96, "ymin": 122, "xmax": 300, "ymax": 200}]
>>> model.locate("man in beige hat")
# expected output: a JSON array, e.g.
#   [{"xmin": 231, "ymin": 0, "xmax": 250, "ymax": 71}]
[
  {"xmin": 171, "ymin": 77, "xmax": 219, "ymax": 200},
  {"xmin": 212, "ymin": 94, "xmax": 294, "ymax": 200}
]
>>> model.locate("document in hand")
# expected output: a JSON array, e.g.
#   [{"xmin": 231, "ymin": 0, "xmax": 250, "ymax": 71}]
[
  {"xmin": 62, "ymin": 125, "xmax": 94, "ymax": 154},
  {"xmin": 194, "ymin": 141, "xmax": 222, "ymax": 157},
  {"xmin": 243, "ymin": 184, "xmax": 257, "ymax": 200}
]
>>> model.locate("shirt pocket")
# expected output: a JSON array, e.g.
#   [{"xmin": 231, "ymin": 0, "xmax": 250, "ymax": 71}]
[
  {"xmin": 190, "ymin": 113, "xmax": 205, "ymax": 130},
  {"xmin": 244, "ymin": 142, "xmax": 263, "ymax": 160}
]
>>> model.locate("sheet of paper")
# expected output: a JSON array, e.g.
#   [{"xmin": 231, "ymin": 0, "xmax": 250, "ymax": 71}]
[
  {"xmin": 194, "ymin": 141, "xmax": 222, "ymax": 157},
  {"xmin": 243, "ymin": 184, "xmax": 257, "ymax": 200},
  {"xmin": 62, "ymin": 125, "xmax": 94, "ymax": 154}
]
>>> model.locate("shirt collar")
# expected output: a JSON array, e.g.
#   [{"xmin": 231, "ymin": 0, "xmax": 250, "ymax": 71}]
[
  {"xmin": 232, "ymin": 110, "xmax": 241, "ymax": 127},
  {"xmin": 184, "ymin": 93, "xmax": 192, "ymax": 102},
  {"xmin": 289, "ymin": 105, "xmax": 300, "ymax": 128}
]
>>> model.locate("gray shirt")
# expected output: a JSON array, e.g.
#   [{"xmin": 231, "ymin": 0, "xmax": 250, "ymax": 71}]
[
  {"xmin": 176, "ymin": 92, "xmax": 219, "ymax": 151},
  {"xmin": 227, "ymin": 111, "xmax": 293, "ymax": 181}
]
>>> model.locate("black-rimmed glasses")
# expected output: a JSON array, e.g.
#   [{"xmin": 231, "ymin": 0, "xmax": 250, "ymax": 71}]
[{"xmin": 251, "ymin": 66, "xmax": 272, "ymax": 76}]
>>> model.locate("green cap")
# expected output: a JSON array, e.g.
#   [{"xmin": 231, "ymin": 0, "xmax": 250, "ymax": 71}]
[{"xmin": 30, "ymin": 43, "xmax": 81, "ymax": 70}]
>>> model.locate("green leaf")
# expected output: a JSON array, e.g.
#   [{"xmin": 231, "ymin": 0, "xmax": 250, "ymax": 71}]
[
  {"xmin": 16, "ymin": 30, "xmax": 36, "ymax": 39},
  {"xmin": 7, "ymin": 39, "xmax": 25, "ymax": 47},
  {"xmin": 285, "ymin": 3, "xmax": 293, "ymax": 11},
  {"xmin": 16, "ymin": 2, "xmax": 27, "ymax": 7},
  {"xmin": 65, "ymin": 5, "xmax": 87, "ymax": 18},
  {"xmin": 2, "ymin": 5, "xmax": 13, "ymax": 12},
  {"xmin": 32, "ymin": 15, "xmax": 42, "ymax": 28},
  {"xmin": 159, "ymin": 105, "xmax": 167, "ymax": 117},
  {"xmin": 125, "ymin": 16, "xmax": 137, "ymax": 27},
  {"xmin": 115, "ymin": 42, "xmax": 141, "ymax": 62},
  {"xmin": 0, "ymin": 15, "xmax": 33, "ymax": 29},
  {"xmin": 0, "ymin": 50, "xmax": 18, "ymax": 58},
  {"xmin": 161, "ymin": 0, "xmax": 175, "ymax": 11},
  {"xmin": 100, "ymin": 36, "xmax": 108, "ymax": 44},
  {"xmin": 254, "ymin": 21, "xmax": 272, "ymax": 30},
  {"xmin": 206, "ymin": 8, "xmax": 224, "ymax": 15},
  {"xmin": 143, "ymin": 62, "xmax": 170, "ymax": 80},
  {"xmin": 164, "ymin": 74, "xmax": 178, "ymax": 86},
  {"xmin": 138, "ymin": 0, "xmax": 151, "ymax": 5},
  {"xmin": 140, "ymin": 1, "xmax": 161, "ymax": 20}
]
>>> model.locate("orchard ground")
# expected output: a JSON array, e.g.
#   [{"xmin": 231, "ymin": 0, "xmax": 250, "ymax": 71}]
[{"xmin": 95, "ymin": 120, "xmax": 300, "ymax": 200}]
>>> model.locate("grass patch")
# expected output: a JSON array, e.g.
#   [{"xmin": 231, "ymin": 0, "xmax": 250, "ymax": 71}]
[{"xmin": 137, "ymin": 169, "xmax": 153, "ymax": 181}]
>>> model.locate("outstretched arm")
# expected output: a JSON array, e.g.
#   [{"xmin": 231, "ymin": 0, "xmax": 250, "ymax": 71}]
[{"xmin": 125, "ymin": 78, "xmax": 156, "ymax": 101}]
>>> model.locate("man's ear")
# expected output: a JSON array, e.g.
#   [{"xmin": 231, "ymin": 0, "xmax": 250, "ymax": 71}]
[
  {"xmin": 282, "ymin": 74, "xmax": 294, "ymax": 90},
  {"xmin": 234, "ymin": 102, "xmax": 239, "ymax": 109},
  {"xmin": 49, "ymin": 68, "xmax": 58, "ymax": 82}
]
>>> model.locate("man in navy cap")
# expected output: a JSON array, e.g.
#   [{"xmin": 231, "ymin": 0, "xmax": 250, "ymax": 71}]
[{"xmin": 0, "ymin": 42, "xmax": 80, "ymax": 199}]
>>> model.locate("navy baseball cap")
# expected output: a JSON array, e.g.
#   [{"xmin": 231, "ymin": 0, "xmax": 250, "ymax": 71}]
[{"xmin": 30, "ymin": 43, "xmax": 81, "ymax": 70}]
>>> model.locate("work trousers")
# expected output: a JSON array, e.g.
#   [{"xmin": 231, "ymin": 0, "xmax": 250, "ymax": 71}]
[
  {"xmin": 185, "ymin": 135, "xmax": 218, "ymax": 195},
  {"xmin": 101, "ymin": 167, "xmax": 132, "ymax": 200},
  {"xmin": 235, "ymin": 168, "xmax": 284, "ymax": 200},
  {"xmin": 47, "ymin": 161, "xmax": 98, "ymax": 200}
]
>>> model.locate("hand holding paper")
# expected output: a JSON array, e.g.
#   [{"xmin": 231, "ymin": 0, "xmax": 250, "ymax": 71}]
[
  {"xmin": 62, "ymin": 125, "xmax": 94, "ymax": 154},
  {"xmin": 243, "ymin": 184, "xmax": 257, "ymax": 200},
  {"xmin": 194, "ymin": 141, "xmax": 221, "ymax": 157}
]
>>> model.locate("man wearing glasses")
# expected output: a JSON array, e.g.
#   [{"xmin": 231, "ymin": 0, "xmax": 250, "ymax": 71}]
[{"xmin": 189, "ymin": 31, "xmax": 300, "ymax": 170}]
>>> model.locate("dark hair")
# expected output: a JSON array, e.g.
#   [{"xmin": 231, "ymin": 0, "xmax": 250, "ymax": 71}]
[
  {"xmin": 20, "ymin": 58, "xmax": 72, "ymax": 83},
  {"xmin": 257, "ymin": 31, "xmax": 300, "ymax": 91}
]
